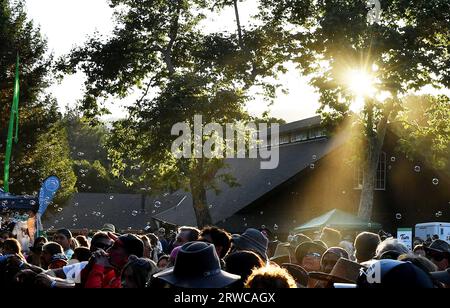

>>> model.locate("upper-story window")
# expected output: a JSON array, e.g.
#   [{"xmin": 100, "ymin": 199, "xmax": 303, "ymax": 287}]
[
  {"xmin": 309, "ymin": 128, "xmax": 327, "ymax": 139},
  {"xmin": 291, "ymin": 131, "xmax": 308, "ymax": 142},
  {"xmin": 279, "ymin": 135, "xmax": 290, "ymax": 145},
  {"xmin": 354, "ymin": 152, "xmax": 387, "ymax": 191}
]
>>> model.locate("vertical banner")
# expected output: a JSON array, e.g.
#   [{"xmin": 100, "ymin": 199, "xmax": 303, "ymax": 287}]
[
  {"xmin": 397, "ymin": 228, "xmax": 413, "ymax": 250},
  {"xmin": 36, "ymin": 176, "xmax": 61, "ymax": 237},
  {"xmin": 3, "ymin": 55, "xmax": 20, "ymax": 192}
]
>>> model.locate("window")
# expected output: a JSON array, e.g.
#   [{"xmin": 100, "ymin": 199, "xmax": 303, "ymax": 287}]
[
  {"xmin": 309, "ymin": 128, "xmax": 327, "ymax": 139},
  {"xmin": 354, "ymin": 152, "xmax": 387, "ymax": 190},
  {"xmin": 291, "ymin": 131, "xmax": 308, "ymax": 142},
  {"xmin": 279, "ymin": 135, "xmax": 290, "ymax": 145}
]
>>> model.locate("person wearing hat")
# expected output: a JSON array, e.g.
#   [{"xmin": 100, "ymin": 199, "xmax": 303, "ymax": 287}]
[
  {"xmin": 309, "ymin": 258, "xmax": 366, "ymax": 288},
  {"xmin": 270, "ymin": 243, "xmax": 291, "ymax": 265},
  {"xmin": 101, "ymin": 223, "xmax": 116, "ymax": 233},
  {"xmin": 424, "ymin": 239, "xmax": 450, "ymax": 271},
  {"xmin": 231, "ymin": 228, "xmax": 269, "ymax": 262},
  {"xmin": 295, "ymin": 241, "xmax": 327, "ymax": 272},
  {"xmin": 357, "ymin": 259, "xmax": 435, "ymax": 288},
  {"xmin": 320, "ymin": 247, "xmax": 349, "ymax": 274},
  {"xmin": 281, "ymin": 263, "xmax": 309, "ymax": 288},
  {"xmin": 53, "ymin": 228, "xmax": 74, "ymax": 259},
  {"xmin": 153, "ymin": 241, "xmax": 240, "ymax": 288},
  {"xmin": 83, "ymin": 234, "xmax": 144, "ymax": 288}
]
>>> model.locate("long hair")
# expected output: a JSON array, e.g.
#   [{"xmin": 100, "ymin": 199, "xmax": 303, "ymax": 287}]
[
  {"xmin": 2, "ymin": 238, "xmax": 26, "ymax": 261},
  {"xmin": 121, "ymin": 255, "xmax": 158, "ymax": 288}
]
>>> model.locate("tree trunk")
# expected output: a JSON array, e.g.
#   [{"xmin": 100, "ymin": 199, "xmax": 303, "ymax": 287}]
[
  {"xmin": 358, "ymin": 114, "xmax": 389, "ymax": 220},
  {"xmin": 233, "ymin": 0, "xmax": 244, "ymax": 49},
  {"xmin": 190, "ymin": 181, "xmax": 213, "ymax": 228},
  {"xmin": 190, "ymin": 159, "xmax": 213, "ymax": 228}
]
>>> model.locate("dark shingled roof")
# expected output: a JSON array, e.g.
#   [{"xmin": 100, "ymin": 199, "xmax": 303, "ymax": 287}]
[
  {"xmin": 42, "ymin": 117, "xmax": 348, "ymax": 231},
  {"xmin": 277, "ymin": 116, "xmax": 322, "ymax": 135},
  {"xmin": 153, "ymin": 130, "xmax": 348, "ymax": 227}
]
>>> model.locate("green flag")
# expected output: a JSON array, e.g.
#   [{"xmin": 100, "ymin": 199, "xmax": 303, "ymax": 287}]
[{"xmin": 3, "ymin": 55, "xmax": 20, "ymax": 192}]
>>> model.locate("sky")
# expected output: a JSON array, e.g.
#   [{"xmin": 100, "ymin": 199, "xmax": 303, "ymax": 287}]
[{"xmin": 24, "ymin": 0, "xmax": 320, "ymax": 123}]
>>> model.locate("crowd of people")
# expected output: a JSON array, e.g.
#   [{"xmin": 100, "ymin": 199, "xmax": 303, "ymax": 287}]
[{"xmin": 0, "ymin": 221, "xmax": 449, "ymax": 288}]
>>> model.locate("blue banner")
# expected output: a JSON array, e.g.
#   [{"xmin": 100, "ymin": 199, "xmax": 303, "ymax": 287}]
[{"xmin": 38, "ymin": 176, "xmax": 61, "ymax": 215}]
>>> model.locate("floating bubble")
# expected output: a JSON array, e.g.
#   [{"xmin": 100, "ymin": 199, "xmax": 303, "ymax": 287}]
[
  {"xmin": 310, "ymin": 163, "xmax": 315, "ymax": 169},
  {"xmin": 73, "ymin": 218, "xmax": 78, "ymax": 222},
  {"xmin": 435, "ymin": 211, "xmax": 442, "ymax": 218},
  {"xmin": 57, "ymin": 208, "xmax": 63, "ymax": 212},
  {"xmin": 208, "ymin": 204, "xmax": 213, "ymax": 209},
  {"xmin": 391, "ymin": 157, "xmax": 396, "ymax": 162},
  {"xmin": 81, "ymin": 184, "xmax": 86, "ymax": 188},
  {"xmin": 261, "ymin": 225, "xmax": 266, "ymax": 229},
  {"xmin": 74, "ymin": 202, "xmax": 79, "ymax": 207},
  {"xmin": 432, "ymin": 178, "xmax": 439, "ymax": 186},
  {"xmin": 414, "ymin": 166, "xmax": 421, "ymax": 173},
  {"xmin": 274, "ymin": 224, "xmax": 279, "ymax": 231},
  {"xmin": 260, "ymin": 211, "xmax": 264, "ymax": 215},
  {"xmin": 78, "ymin": 152, "xmax": 85, "ymax": 157},
  {"xmin": 30, "ymin": 200, "xmax": 36, "ymax": 206},
  {"xmin": 152, "ymin": 210, "xmax": 156, "ymax": 214},
  {"xmin": 312, "ymin": 155, "xmax": 317, "ymax": 160},
  {"xmin": 128, "ymin": 227, "xmax": 132, "ymax": 231},
  {"xmin": 132, "ymin": 210, "xmax": 138, "ymax": 217},
  {"xmin": 395, "ymin": 213, "xmax": 402, "ymax": 220},
  {"xmin": 110, "ymin": 196, "xmax": 114, "ymax": 200},
  {"xmin": 244, "ymin": 223, "xmax": 248, "ymax": 227},
  {"xmin": 154, "ymin": 201, "xmax": 161, "ymax": 208}
]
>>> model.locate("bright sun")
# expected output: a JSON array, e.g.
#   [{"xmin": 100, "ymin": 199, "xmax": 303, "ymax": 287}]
[
  {"xmin": 346, "ymin": 69, "xmax": 376, "ymax": 97},
  {"xmin": 345, "ymin": 69, "xmax": 377, "ymax": 112}
]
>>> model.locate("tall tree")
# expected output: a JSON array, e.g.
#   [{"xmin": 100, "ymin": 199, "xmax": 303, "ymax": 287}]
[
  {"xmin": 0, "ymin": 0, "xmax": 76, "ymax": 201},
  {"xmin": 60, "ymin": 0, "xmax": 289, "ymax": 227},
  {"xmin": 259, "ymin": 0, "xmax": 450, "ymax": 219}
]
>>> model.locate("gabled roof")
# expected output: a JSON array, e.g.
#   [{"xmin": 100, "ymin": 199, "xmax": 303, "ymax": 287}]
[{"xmin": 153, "ymin": 130, "xmax": 348, "ymax": 227}]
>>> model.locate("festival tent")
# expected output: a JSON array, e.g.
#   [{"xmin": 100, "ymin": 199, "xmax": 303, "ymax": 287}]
[
  {"xmin": 293, "ymin": 209, "xmax": 382, "ymax": 232},
  {"xmin": 0, "ymin": 189, "xmax": 39, "ymax": 211}
]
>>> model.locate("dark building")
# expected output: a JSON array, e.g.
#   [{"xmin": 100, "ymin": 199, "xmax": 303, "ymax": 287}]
[
  {"xmin": 153, "ymin": 116, "xmax": 449, "ymax": 235},
  {"xmin": 44, "ymin": 116, "xmax": 449, "ymax": 235}
]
